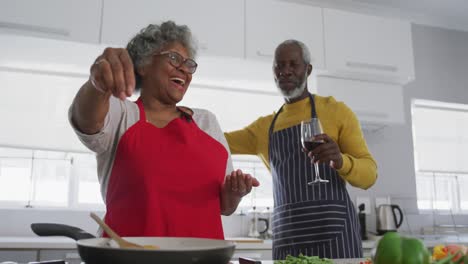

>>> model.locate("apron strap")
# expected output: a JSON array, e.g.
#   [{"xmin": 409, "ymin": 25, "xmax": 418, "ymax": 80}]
[
  {"xmin": 268, "ymin": 93, "xmax": 316, "ymax": 138},
  {"xmin": 136, "ymin": 98, "xmax": 146, "ymax": 121},
  {"xmin": 135, "ymin": 97, "xmax": 192, "ymax": 123}
]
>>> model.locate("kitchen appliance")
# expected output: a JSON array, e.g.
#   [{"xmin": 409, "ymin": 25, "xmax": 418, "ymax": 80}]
[
  {"xmin": 263, "ymin": 207, "xmax": 273, "ymax": 239},
  {"xmin": 376, "ymin": 204, "xmax": 404, "ymax": 235},
  {"xmin": 31, "ymin": 223, "xmax": 235, "ymax": 264},
  {"xmin": 358, "ymin": 203, "xmax": 368, "ymax": 240},
  {"xmin": 247, "ymin": 206, "xmax": 269, "ymax": 239}
]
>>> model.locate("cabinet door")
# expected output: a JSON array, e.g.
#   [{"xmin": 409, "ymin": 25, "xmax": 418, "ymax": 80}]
[
  {"xmin": 101, "ymin": 0, "xmax": 244, "ymax": 58},
  {"xmin": 0, "ymin": 71, "xmax": 90, "ymax": 152},
  {"xmin": 39, "ymin": 249, "xmax": 81, "ymax": 264},
  {"xmin": 179, "ymin": 85, "xmax": 283, "ymax": 132},
  {"xmin": 246, "ymin": 0, "xmax": 325, "ymax": 69},
  {"xmin": 0, "ymin": 34, "xmax": 103, "ymax": 153},
  {"xmin": 0, "ymin": 0, "xmax": 102, "ymax": 43},
  {"xmin": 315, "ymin": 76, "xmax": 405, "ymax": 125},
  {"xmin": 323, "ymin": 8, "xmax": 415, "ymax": 84},
  {"xmin": 0, "ymin": 250, "xmax": 37, "ymax": 262}
]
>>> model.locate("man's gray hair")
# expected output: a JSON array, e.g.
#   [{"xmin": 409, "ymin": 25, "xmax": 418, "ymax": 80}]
[
  {"xmin": 126, "ymin": 21, "xmax": 197, "ymax": 89},
  {"xmin": 275, "ymin": 39, "xmax": 311, "ymax": 64}
]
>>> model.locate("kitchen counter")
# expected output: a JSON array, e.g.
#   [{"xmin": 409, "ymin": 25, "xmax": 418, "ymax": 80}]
[
  {"xmin": 228, "ymin": 237, "xmax": 377, "ymax": 250},
  {"xmin": 226, "ymin": 237, "xmax": 273, "ymax": 250},
  {"xmin": 232, "ymin": 259, "xmax": 370, "ymax": 264},
  {"xmin": 1, "ymin": 234, "xmax": 467, "ymax": 250},
  {"xmin": 0, "ymin": 237, "xmax": 76, "ymax": 249},
  {"xmin": 0, "ymin": 237, "xmax": 272, "ymax": 250}
]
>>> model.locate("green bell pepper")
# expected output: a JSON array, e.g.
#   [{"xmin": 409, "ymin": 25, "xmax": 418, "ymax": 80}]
[{"xmin": 373, "ymin": 232, "xmax": 431, "ymax": 264}]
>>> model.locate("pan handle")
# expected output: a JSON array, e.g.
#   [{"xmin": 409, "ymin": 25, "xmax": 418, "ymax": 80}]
[{"xmin": 31, "ymin": 223, "xmax": 95, "ymax": 241}]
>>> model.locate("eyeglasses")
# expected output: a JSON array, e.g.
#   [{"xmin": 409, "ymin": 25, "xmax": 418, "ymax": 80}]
[{"xmin": 154, "ymin": 51, "xmax": 198, "ymax": 74}]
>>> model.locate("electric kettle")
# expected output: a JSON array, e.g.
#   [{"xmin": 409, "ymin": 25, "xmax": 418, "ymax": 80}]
[
  {"xmin": 376, "ymin": 204, "xmax": 404, "ymax": 235},
  {"xmin": 247, "ymin": 206, "xmax": 269, "ymax": 239}
]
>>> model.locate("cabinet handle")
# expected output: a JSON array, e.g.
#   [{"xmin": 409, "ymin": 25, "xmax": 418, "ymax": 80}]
[
  {"xmin": 0, "ymin": 21, "xmax": 69, "ymax": 36},
  {"xmin": 346, "ymin": 61, "xmax": 397, "ymax": 73},
  {"xmin": 257, "ymin": 50, "xmax": 315, "ymax": 62},
  {"xmin": 256, "ymin": 51, "xmax": 274, "ymax": 57},
  {"xmin": 355, "ymin": 111, "xmax": 389, "ymax": 119}
]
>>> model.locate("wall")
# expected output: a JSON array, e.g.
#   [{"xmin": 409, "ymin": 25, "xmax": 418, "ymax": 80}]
[
  {"xmin": 2, "ymin": 23, "xmax": 468, "ymax": 240},
  {"xmin": 347, "ymin": 24, "xmax": 468, "ymax": 234}
]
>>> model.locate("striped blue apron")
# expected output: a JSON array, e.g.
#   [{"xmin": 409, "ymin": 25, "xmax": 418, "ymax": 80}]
[{"xmin": 269, "ymin": 93, "xmax": 363, "ymax": 260}]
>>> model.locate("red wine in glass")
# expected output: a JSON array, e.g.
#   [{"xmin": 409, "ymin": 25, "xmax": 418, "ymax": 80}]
[
  {"xmin": 301, "ymin": 118, "xmax": 329, "ymax": 184},
  {"xmin": 302, "ymin": 141, "xmax": 324, "ymax": 152}
]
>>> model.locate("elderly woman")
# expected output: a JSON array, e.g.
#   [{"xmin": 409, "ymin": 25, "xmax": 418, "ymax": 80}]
[{"xmin": 69, "ymin": 21, "xmax": 258, "ymax": 239}]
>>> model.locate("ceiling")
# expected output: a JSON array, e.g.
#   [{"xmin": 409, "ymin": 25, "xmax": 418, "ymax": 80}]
[{"xmin": 300, "ymin": 0, "xmax": 468, "ymax": 32}]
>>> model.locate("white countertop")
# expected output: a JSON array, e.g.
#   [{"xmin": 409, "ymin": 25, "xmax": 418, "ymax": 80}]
[
  {"xmin": 1, "ymin": 234, "xmax": 466, "ymax": 250},
  {"xmin": 0, "ymin": 236, "xmax": 77, "ymax": 249},
  {"xmin": 0, "ymin": 236, "xmax": 272, "ymax": 250},
  {"xmin": 227, "ymin": 238, "xmax": 273, "ymax": 250}
]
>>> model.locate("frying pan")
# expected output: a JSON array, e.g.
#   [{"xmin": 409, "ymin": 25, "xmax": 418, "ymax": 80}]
[{"xmin": 31, "ymin": 223, "xmax": 235, "ymax": 264}]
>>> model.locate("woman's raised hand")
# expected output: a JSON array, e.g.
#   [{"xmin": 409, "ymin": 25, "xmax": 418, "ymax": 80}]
[
  {"xmin": 90, "ymin": 48, "xmax": 136, "ymax": 100},
  {"xmin": 224, "ymin": 169, "xmax": 260, "ymax": 198}
]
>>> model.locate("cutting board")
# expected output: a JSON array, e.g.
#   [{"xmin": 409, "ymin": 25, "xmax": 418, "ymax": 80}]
[{"xmin": 226, "ymin": 237, "xmax": 264, "ymax": 243}]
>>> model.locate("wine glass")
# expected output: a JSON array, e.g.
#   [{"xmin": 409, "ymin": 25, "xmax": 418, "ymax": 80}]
[{"xmin": 301, "ymin": 118, "xmax": 329, "ymax": 184}]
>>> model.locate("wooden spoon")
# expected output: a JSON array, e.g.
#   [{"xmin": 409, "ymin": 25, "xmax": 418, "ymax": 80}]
[{"xmin": 90, "ymin": 212, "xmax": 158, "ymax": 249}]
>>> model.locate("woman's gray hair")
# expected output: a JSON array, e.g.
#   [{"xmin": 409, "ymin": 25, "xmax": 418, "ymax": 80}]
[
  {"xmin": 275, "ymin": 39, "xmax": 311, "ymax": 64},
  {"xmin": 126, "ymin": 21, "xmax": 197, "ymax": 90}
]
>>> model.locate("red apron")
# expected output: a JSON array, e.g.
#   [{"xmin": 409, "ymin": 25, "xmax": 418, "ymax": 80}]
[{"xmin": 104, "ymin": 99, "xmax": 227, "ymax": 239}]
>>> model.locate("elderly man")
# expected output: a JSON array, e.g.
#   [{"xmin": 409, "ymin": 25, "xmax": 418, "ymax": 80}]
[{"xmin": 224, "ymin": 39, "xmax": 377, "ymax": 259}]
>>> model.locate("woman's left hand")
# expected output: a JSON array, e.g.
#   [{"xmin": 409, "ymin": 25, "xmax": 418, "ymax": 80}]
[
  {"xmin": 224, "ymin": 169, "xmax": 260, "ymax": 197},
  {"xmin": 220, "ymin": 169, "xmax": 260, "ymax": 215}
]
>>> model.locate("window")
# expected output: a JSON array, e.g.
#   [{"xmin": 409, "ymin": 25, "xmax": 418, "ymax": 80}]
[
  {"xmin": 0, "ymin": 148, "xmax": 32, "ymax": 205},
  {"xmin": 0, "ymin": 147, "xmax": 274, "ymax": 211},
  {"xmin": 0, "ymin": 147, "xmax": 104, "ymax": 209},
  {"xmin": 412, "ymin": 99, "xmax": 468, "ymax": 213},
  {"xmin": 232, "ymin": 155, "xmax": 273, "ymax": 211}
]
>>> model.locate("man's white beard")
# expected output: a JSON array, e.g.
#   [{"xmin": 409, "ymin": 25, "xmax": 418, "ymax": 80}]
[{"xmin": 279, "ymin": 75, "xmax": 307, "ymax": 100}]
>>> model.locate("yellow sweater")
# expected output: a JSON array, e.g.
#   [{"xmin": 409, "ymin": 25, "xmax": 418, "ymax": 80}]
[{"xmin": 224, "ymin": 95, "xmax": 377, "ymax": 189}]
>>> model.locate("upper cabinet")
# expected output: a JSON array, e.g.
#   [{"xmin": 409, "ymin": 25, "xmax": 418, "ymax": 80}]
[
  {"xmin": 245, "ymin": 0, "xmax": 325, "ymax": 69},
  {"xmin": 323, "ymin": 8, "xmax": 415, "ymax": 85},
  {"xmin": 101, "ymin": 0, "xmax": 244, "ymax": 58},
  {"xmin": 180, "ymin": 85, "xmax": 284, "ymax": 132},
  {"xmin": 0, "ymin": 0, "xmax": 102, "ymax": 43},
  {"xmin": 313, "ymin": 76, "xmax": 405, "ymax": 128}
]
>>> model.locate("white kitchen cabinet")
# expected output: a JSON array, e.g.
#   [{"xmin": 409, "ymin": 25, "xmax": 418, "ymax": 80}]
[
  {"xmin": 314, "ymin": 76, "xmax": 405, "ymax": 127},
  {"xmin": 323, "ymin": 8, "xmax": 415, "ymax": 85},
  {"xmin": 0, "ymin": 0, "xmax": 102, "ymax": 43},
  {"xmin": 0, "ymin": 70, "xmax": 90, "ymax": 153},
  {"xmin": 0, "ymin": 250, "xmax": 37, "ymax": 262},
  {"xmin": 0, "ymin": 34, "xmax": 104, "ymax": 153},
  {"xmin": 101, "ymin": 0, "xmax": 244, "ymax": 58},
  {"xmin": 39, "ymin": 249, "xmax": 81, "ymax": 264},
  {"xmin": 245, "ymin": 0, "xmax": 325, "ymax": 69},
  {"xmin": 180, "ymin": 85, "xmax": 284, "ymax": 132}
]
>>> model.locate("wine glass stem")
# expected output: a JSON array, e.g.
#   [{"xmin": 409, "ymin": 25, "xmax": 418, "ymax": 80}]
[{"xmin": 314, "ymin": 162, "xmax": 320, "ymax": 180}]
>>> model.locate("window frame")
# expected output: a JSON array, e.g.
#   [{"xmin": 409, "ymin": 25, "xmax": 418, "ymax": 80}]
[
  {"xmin": 0, "ymin": 147, "xmax": 104, "ymax": 210},
  {"xmin": 412, "ymin": 99, "xmax": 468, "ymax": 215},
  {"xmin": 0, "ymin": 149, "xmax": 274, "ymax": 212}
]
